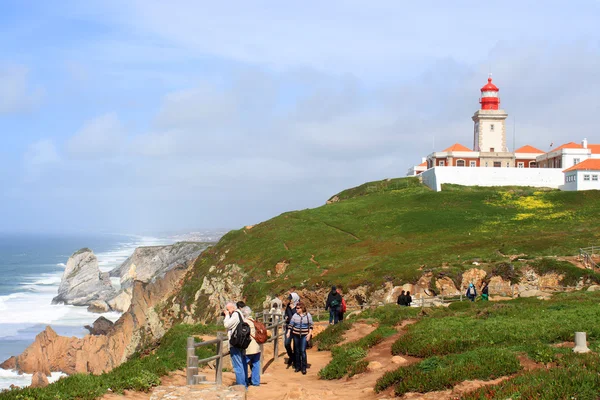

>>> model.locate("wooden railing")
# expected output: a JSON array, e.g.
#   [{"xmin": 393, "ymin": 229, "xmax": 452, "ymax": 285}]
[
  {"xmin": 186, "ymin": 312, "xmax": 286, "ymax": 385},
  {"xmin": 580, "ymin": 246, "xmax": 599, "ymax": 270}
]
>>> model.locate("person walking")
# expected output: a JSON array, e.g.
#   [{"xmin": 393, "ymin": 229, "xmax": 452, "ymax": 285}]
[
  {"xmin": 336, "ymin": 288, "xmax": 347, "ymax": 321},
  {"xmin": 241, "ymin": 306, "xmax": 261, "ymax": 387},
  {"xmin": 286, "ymin": 301, "xmax": 313, "ymax": 375},
  {"xmin": 481, "ymin": 282, "xmax": 489, "ymax": 301},
  {"xmin": 325, "ymin": 286, "xmax": 342, "ymax": 324},
  {"xmin": 397, "ymin": 290, "xmax": 406, "ymax": 306},
  {"xmin": 405, "ymin": 291, "xmax": 412, "ymax": 307},
  {"xmin": 223, "ymin": 302, "xmax": 248, "ymax": 386},
  {"xmin": 284, "ymin": 292, "xmax": 300, "ymax": 366},
  {"xmin": 466, "ymin": 283, "xmax": 477, "ymax": 302}
]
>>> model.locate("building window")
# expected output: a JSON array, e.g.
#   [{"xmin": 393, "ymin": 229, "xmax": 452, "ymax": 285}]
[
  {"xmin": 439, "ymin": 161, "xmax": 445, "ymax": 166},
  {"xmin": 456, "ymin": 160, "xmax": 465, "ymax": 167},
  {"xmin": 584, "ymin": 174, "xmax": 590, "ymax": 181},
  {"xmin": 490, "ymin": 147, "xmax": 495, "ymax": 152},
  {"xmin": 493, "ymin": 161, "xmax": 501, "ymax": 168},
  {"xmin": 506, "ymin": 162, "xmax": 510, "ymax": 167},
  {"xmin": 490, "ymin": 124, "xmax": 495, "ymax": 131},
  {"xmin": 529, "ymin": 161, "xmax": 537, "ymax": 168},
  {"xmin": 470, "ymin": 161, "xmax": 476, "ymax": 167},
  {"xmin": 485, "ymin": 162, "xmax": 489, "ymax": 167},
  {"xmin": 593, "ymin": 175, "xmax": 598, "ymax": 181},
  {"xmin": 517, "ymin": 162, "xmax": 524, "ymax": 168},
  {"xmin": 574, "ymin": 158, "xmax": 580, "ymax": 165}
]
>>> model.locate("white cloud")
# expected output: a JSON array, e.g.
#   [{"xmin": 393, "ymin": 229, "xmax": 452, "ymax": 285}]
[
  {"xmin": 0, "ymin": 65, "xmax": 44, "ymax": 114},
  {"xmin": 66, "ymin": 113, "xmax": 126, "ymax": 158},
  {"xmin": 23, "ymin": 139, "xmax": 60, "ymax": 181}
]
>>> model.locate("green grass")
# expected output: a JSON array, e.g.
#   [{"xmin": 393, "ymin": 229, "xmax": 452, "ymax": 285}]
[
  {"xmin": 463, "ymin": 352, "xmax": 600, "ymax": 400},
  {"xmin": 170, "ymin": 180, "xmax": 600, "ymax": 319},
  {"xmin": 392, "ymin": 292, "xmax": 600, "ymax": 358},
  {"xmin": 375, "ymin": 348, "xmax": 521, "ymax": 396},
  {"xmin": 313, "ymin": 321, "xmax": 353, "ymax": 351},
  {"xmin": 0, "ymin": 324, "xmax": 218, "ymax": 400}
]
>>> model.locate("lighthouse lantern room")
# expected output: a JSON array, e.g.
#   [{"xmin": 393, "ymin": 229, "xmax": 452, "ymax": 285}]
[{"xmin": 480, "ymin": 76, "xmax": 500, "ymax": 110}]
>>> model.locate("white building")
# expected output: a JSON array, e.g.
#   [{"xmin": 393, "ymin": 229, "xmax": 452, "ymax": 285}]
[
  {"xmin": 537, "ymin": 139, "xmax": 600, "ymax": 169},
  {"xmin": 562, "ymin": 159, "xmax": 600, "ymax": 191}
]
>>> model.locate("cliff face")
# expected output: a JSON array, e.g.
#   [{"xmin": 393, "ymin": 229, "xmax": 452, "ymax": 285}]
[
  {"xmin": 6, "ymin": 255, "xmax": 193, "ymax": 376},
  {"xmin": 52, "ymin": 249, "xmax": 115, "ymax": 306}
]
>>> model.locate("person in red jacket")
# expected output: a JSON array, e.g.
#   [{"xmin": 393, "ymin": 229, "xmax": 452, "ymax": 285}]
[{"xmin": 336, "ymin": 288, "xmax": 347, "ymax": 321}]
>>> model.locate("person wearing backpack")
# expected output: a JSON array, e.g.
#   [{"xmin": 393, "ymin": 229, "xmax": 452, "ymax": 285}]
[
  {"xmin": 325, "ymin": 286, "xmax": 342, "ymax": 325},
  {"xmin": 223, "ymin": 302, "xmax": 249, "ymax": 386},
  {"xmin": 397, "ymin": 290, "xmax": 406, "ymax": 306},
  {"xmin": 286, "ymin": 301, "xmax": 313, "ymax": 374},
  {"xmin": 481, "ymin": 281, "xmax": 489, "ymax": 301},
  {"xmin": 241, "ymin": 307, "xmax": 263, "ymax": 386},
  {"xmin": 466, "ymin": 283, "xmax": 477, "ymax": 302}
]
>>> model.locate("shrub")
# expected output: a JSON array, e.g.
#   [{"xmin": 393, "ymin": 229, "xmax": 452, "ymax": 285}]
[
  {"xmin": 491, "ymin": 262, "xmax": 521, "ymax": 284},
  {"xmin": 375, "ymin": 348, "xmax": 521, "ymax": 395},
  {"xmin": 313, "ymin": 321, "xmax": 353, "ymax": 351}
]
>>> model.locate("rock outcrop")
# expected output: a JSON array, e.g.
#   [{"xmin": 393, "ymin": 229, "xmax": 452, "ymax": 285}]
[
  {"xmin": 107, "ymin": 242, "xmax": 206, "ymax": 312},
  {"xmin": 5, "ymin": 258, "xmax": 193, "ymax": 376},
  {"xmin": 84, "ymin": 316, "xmax": 115, "ymax": 335},
  {"xmin": 52, "ymin": 249, "xmax": 116, "ymax": 306},
  {"xmin": 30, "ymin": 372, "xmax": 49, "ymax": 388}
]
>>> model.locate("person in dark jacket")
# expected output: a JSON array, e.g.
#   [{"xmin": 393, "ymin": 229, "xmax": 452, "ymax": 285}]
[
  {"xmin": 284, "ymin": 292, "xmax": 300, "ymax": 366},
  {"xmin": 405, "ymin": 291, "xmax": 412, "ymax": 307},
  {"xmin": 325, "ymin": 286, "xmax": 342, "ymax": 325},
  {"xmin": 466, "ymin": 283, "xmax": 477, "ymax": 302},
  {"xmin": 397, "ymin": 290, "xmax": 406, "ymax": 306},
  {"xmin": 481, "ymin": 282, "xmax": 489, "ymax": 301}
]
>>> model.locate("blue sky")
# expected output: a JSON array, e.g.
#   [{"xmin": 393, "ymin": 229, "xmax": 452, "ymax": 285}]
[{"xmin": 1, "ymin": 1, "xmax": 599, "ymax": 234}]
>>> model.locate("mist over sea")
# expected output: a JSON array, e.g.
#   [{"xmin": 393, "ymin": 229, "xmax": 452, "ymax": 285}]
[{"xmin": 0, "ymin": 231, "xmax": 223, "ymax": 389}]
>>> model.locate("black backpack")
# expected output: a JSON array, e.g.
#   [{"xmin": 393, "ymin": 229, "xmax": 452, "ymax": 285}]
[{"xmin": 229, "ymin": 311, "xmax": 252, "ymax": 349}]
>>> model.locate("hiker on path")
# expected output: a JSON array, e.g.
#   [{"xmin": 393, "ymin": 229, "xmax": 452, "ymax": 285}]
[
  {"xmin": 284, "ymin": 292, "xmax": 300, "ymax": 366},
  {"xmin": 325, "ymin": 285, "xmax": 343, "ymax": 324},
  {"xmin": 397, "ymin": 290, "xmax": 406, "ymax": 306},
  {"xmin": 223, "ymin": 302, "xmax": 248, "ymax": 386},
  {"xmin": 241, "ymin": 306, "xmax": 261, "ymax": 386},
  {"xmin": 481, "ymin": 282, "xmax": 489, "ymax": 301},
  {"xmin": 336, "ymin": 288, "xmax": 347, "ymax": 321},
  {"xmin": 287, "ymin": 301, "xmax": 314, "ymax": 375},
  {"xmin": 405, "ymin": 291, "xmax": 412, "ymax": 307},
  {"xmin": 466, "ymin": 283, "xmax": 477, "ymax": 302}
]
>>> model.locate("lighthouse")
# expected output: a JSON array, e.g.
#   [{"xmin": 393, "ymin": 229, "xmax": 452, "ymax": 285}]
[{"xmin": 472, "ymin": 75, "xmax": 509, "ymax": 158}]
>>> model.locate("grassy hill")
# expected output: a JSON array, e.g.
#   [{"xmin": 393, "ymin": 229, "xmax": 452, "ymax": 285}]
[{"xmin": 178, "ymin": 177, "xmax": 600, "ymax": 309}]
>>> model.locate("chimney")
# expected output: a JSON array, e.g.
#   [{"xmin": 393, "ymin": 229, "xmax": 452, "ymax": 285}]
[
  {"xmin": 421, "ymin": 157, "xmax": 426, "ymax": 163},
  {"xmin": 582, "ymin": 138, "xmax": 588, "ymax": 149}
]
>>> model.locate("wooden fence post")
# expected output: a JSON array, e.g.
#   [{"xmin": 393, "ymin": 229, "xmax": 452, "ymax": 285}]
[
  {"xmin": 186, "ymin": 337, "xmax": 195, "ymax": 385},
  {"xmin": 273, "ymin": 315, "xmax": 280, "ymax": 360},
  {"xmin": 215, "ymin": 332, "xmax": 224, "ymax": 385}
]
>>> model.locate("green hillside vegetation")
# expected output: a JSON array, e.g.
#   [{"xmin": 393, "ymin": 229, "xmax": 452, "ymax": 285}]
[
  {"xmin": 371, "ymin": 291, "xmax": 600, "ymax": 399},
  {"xmin": 178, "ymin": 178, "xmax": 600, "ymax": 311}
]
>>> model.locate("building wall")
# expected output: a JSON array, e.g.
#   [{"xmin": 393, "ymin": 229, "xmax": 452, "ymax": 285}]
[
  {"xmin": 420, "ymin": 167, "xmax": 564, "ymax": 192},
  {"xmin": 515, "ymin": 159, "xmax": 538, "ymax": 168},
  {"xmin": 563, "ymin": 171, "xmax": 578, "ymax": 191},
  {"xmin": 575, "ymin": 170, "xmax": 600, "ymax": 191}
]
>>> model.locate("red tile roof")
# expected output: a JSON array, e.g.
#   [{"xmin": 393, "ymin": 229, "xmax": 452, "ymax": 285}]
[
  {"xmin": 418, "ymin": 161, "xmax": 427, "ymax": 167},
  {"xmin": 588, "ymin": 144, "xmax": 600, "ymax": 154},
  {"xmin": 553, "ymin": 142, "xmax": 583, "ymax": 151},
  {"xmin": 563, "ymin": 158, "xmax": 600, "ymax": 172},
  {"xmin": 442, "ymin": 143, "xmax": 473, "ymax": 152},
  {"xmin": 515, "ymin": 145, "xmax": 544, "ymax": 154}
]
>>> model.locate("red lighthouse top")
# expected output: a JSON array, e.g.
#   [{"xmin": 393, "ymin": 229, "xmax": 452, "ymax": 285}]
[{"xmin": 480, "ymin": 76, "xmax": 500, "ymax": 110}]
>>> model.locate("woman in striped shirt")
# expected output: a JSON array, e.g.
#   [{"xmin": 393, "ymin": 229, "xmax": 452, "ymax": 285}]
[{"xmin": 286, "ymin": 301, "xmax": 313, "ymax": 374}]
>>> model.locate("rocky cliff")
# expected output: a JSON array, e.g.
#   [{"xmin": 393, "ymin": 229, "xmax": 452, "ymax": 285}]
[
  {"xmin": 52, "ymin": 248, "xmax": 115, "ymax": 306},
  {"xmin": 106, "ymin": 242, "xmax": 207, "ymax": 312},
  {"xmin": 4, "ymin": 262, "xmax": 190, "ymax": 376}
]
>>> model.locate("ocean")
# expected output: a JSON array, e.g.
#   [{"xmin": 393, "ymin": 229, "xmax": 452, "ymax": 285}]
[{"xmin": 0, "ymin": 231, "xmax": 222, "ymax": 389}]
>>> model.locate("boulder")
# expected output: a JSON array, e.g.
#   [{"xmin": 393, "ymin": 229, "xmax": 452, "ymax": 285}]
[
  {"xmin": 30, "ymin": 372, "xmax": 49, "ymax": 388},
  {"xmin": 107, "ymin": 289, "xmax": 133, "ymax": 313},
  {"xmin": 84, "ymin": 316, "xmax": 115, "ymax": 335},
  {"xmin": 275, "ymin": 262, "xmax": 288, "ymax": 276},
  {"xmin": 587, "ymin": 285, "xmax": 600, "ymax": 292},
  {"xmin": 391, "ymin": 356, "xmax": 409, "ymax": 365},
  {"xmin": 52, "ymin": 249, "xmax": 116, "ymax": 306},
  {"xmin": 109, "ymin": 242, "xmax": 206, "ymax": 290},
  {"xmin": 0, "ymin": 356, "xmax": 16, "ymax": 370},
  {"xmin": 461, "ymin": 268, "xmax": 487, "ymax": 290},
  {"xmin": 367, "ymin": 361, "xmax": 383, "ymax": 371},
  {"xmin": 87, "ymin": 300, "xmax": 110, "ymax": 313}
]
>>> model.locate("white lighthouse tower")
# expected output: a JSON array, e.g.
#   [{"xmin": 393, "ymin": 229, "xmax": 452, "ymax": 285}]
[{"xmin": 472, "ymin": 75, "xmax": 513, "ymax": 167}]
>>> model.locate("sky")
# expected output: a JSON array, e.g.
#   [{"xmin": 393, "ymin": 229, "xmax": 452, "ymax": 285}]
[{"xmin": 1, "ymin": 0, "xmax": 600, "ymax": 234}]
